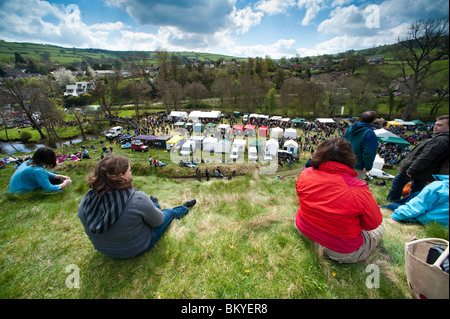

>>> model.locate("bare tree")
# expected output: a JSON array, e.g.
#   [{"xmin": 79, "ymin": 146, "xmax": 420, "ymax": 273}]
[
  {"xmin": 392, "ymin": 17, "xmax": 449, "ymax": 120},
  {"xmin": 3, "ymin": 79, "xmax": 47, "ymax": 140},
  {"xmin": 91, "ymin": 72, "xmax": 124, "ymax": 122}
]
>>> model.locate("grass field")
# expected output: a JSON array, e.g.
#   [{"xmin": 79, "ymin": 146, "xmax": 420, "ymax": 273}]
[{"xmin": 0, "ymin": 136, "xmax": 448, "ymax": 300}]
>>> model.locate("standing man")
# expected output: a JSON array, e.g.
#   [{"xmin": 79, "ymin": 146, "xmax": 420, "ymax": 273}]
[
  {"xmin": 387, "ymin": 115, "xmax": 449, "ymax": 202},
  {"xmin": 343, "ymin": 111, "xmax": 379, "ymax": 180}
]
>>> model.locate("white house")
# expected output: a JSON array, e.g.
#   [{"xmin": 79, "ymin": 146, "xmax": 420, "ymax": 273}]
[{"xmin": 64, "ymin": 81, "xmax": 93, "ymax": 96}]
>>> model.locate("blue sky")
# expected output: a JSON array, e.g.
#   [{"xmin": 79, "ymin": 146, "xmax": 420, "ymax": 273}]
[{"xmin": 0, "ymin": 0, "xmax": 448, "ymax": 58}]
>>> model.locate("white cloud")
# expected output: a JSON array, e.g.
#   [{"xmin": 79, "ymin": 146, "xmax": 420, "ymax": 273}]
[
  {"xmin": 233, "ymin": 7, "xmax": 264, "ymax": 34},
  {"xmin": 255, "ymin": 0, "xmax": 297, "ymax": 15},
  {"xmin": 297, "ymin": 0, "xmax": 326, "ymax": 26}
]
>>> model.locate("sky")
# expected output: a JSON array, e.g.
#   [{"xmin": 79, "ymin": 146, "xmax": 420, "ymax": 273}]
[{"xmin": 0, "ymin": 0, "xmax": 448, "ymax": 59}]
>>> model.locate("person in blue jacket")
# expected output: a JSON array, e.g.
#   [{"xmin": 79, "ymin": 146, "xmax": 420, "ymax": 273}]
[
  {"xmin": 343, "ymin": 111, "xmax": 379, "ymax": 180},
  {"xmin": 9, "ymin": 147, "xmax": 72, "ymax": 194},
  {"xmin": 390, "ymin": 175, "xmax": 449, "ymax": 227}
]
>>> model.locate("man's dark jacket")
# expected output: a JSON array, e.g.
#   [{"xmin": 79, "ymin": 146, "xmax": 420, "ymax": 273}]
[{"xmin": 398, "ymin": 132, "xmax": 449, "ymax": 181}]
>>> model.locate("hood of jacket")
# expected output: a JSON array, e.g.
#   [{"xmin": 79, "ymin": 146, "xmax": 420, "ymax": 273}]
[
  {"xmin": 346, "ymin": 122, "xmax": 371, "ymax": 136},
  {"xmin": 82, "ymin": 188, "xmax": 135, "ymax": 234}
]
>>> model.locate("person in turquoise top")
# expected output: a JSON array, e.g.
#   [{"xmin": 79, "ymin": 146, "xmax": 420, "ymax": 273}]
[
  {"xmin": 9, "ymin": 147, "xmax": 72, "ymax": 194},
  {"xmin": 343, "ymin": 111, "xmax": 379, "ymax": 180},
  {"xmin": 390, "ymin": 175, "xmax": 449, "ymax": 227}
]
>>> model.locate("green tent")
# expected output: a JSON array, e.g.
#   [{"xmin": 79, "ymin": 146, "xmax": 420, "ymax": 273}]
[
  {"xmin": 205, "ymin": 122, "xmax": 216, "ymax": 127},
  {"xmin": 412, "ymin": 120, "xmax": 425, "ymax": 125},
  {"xmin": 378, "ymin": 136, "xmax": 410, "ymax": 146}
]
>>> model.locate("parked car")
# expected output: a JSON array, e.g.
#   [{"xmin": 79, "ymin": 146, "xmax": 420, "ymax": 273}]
[
  {"xmin": 131, "ymin": 142, "xmax": 148, "ymax": 152},
  {"xmin": 121, "ymin": 143, "xmax": 132, "ymax": 149},
  {"xmin": 277, "ymin": 150, "xmax": 299, "ymax": 162},
  {"xmin": 368, "ymin": 168, "xmax": 395, "ymax": 180}
]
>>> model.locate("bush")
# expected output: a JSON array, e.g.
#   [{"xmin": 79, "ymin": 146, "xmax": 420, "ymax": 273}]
[{"xmin": 19, "ymin": 131, "xmax": 32, "ymax": 143}]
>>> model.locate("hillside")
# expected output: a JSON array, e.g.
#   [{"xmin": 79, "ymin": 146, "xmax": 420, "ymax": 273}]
[{"xmin": 0, "ymin": 40, "xmax": 247, "ymax": 67}]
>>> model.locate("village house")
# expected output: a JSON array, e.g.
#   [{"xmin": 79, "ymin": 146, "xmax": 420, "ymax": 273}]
[
  {"xmin": 64, "ymin": 81, "xmax": 93, "ymax": 96},
  {"xmin": 368, "ymin": 56, "xmax": 385, "ymax": 65}
]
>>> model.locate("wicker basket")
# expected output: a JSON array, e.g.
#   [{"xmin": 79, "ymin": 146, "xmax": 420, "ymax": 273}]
[{"xmin": 405, "ymin": 238, "xmax": 449, "ymax": 299}]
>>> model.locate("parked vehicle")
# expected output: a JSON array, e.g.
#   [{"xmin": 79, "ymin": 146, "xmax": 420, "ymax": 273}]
[
  {"xmin": 105, "ymin": 126, "xmax": 123, "ymax": 139},
  {"xmin": 277, "ymin": 150, "xmax": 299, "ymax": 162},
  {"xmin": 121, "ymin": 143, "xmax": 132, "ymax": 149},
  {"xmin": 131, "ymin": 141, "xmax": 148, "ymax": 152}
]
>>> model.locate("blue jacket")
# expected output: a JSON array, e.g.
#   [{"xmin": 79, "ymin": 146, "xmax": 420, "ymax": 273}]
[
  {"xmin": 8, "ymin": 160, "xmax": 61, "ymax": 193},
  {"xmin": 391, "ymin": 175, "xmax": 449, "ymax": 227},
  {"xmin": 343, "ymin": 122, "xmax": 378, "ymax": 171}
]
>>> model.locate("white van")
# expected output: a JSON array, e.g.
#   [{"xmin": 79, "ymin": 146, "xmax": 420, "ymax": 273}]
[
  {"xmin": 105, "ymin": 126, "xmax": 123, "ymax": 138},
  {"xmin": 248, "ymin": 146, "xmax": 258, "ymax": 162},
  {"xmin": 230, "ymin": 146, "xmax": 240, "ymax": 161},
  {"xmin": 180, "ymin": 140, "xmax": 196, "ymax": 156}
]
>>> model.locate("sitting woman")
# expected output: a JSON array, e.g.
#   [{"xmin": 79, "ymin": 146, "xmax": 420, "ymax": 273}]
[
  {"xmin": 9, "ymin": 147, "xmax": 72, "ymax": 194},
  {"xmin": 295, "ymin": 137, "xmax": 383, "ymax": 263},
  {"xmin": 77, "ymin": 154, "xmax": 196, "ymax": 259}
]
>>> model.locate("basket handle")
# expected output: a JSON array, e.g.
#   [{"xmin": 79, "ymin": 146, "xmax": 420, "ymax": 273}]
[{"xmin": 434, "ymin": 246, "xmax": 449, "ymax": 267}]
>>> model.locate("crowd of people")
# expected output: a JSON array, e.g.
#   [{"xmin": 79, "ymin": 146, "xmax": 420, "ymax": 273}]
[{"xmin": 5, "ymin": 111, "xmax": 448, "ymax": 264}]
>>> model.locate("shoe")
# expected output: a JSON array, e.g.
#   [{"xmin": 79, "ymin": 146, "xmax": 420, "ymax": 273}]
[
  {"xmin": 183, "ymin": 199, "xmax": 197, "ymax": 209},
  {"xmin": 150, "ymin": 195, "xmax": 159, "ymax": 204}
]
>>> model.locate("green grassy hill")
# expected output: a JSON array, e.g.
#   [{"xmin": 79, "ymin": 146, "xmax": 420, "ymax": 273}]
[{"xmin": 0, "ymin": 40, "xmax": 247, "ymax": 67}]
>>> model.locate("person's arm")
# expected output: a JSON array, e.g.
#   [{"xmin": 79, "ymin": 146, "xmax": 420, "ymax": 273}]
[
  {"xmin": 354, "ymin": 187, "xmax": 383, "ymax": 231},
  {"xmin": 362, "ymin": 131, "xmax": 378, "ymax": 171},
  {"xmin": 134, "ymin": 191, "xmax": 164, "ymax": 227}
]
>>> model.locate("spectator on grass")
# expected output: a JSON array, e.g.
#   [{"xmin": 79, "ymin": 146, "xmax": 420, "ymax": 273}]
[
  {"xmin": 9, "ymin": 147, "xmax": 72, "ymax": 194},
  {"xmin": 77, "ymin": 154, "xmax": 196, "ymax": 259},
  {"xmin": 294, "ymin": 137, "xmax": 383, "ymax": 263}
]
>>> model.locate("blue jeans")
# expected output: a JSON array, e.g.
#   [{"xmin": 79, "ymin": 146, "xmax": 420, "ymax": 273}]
[
  {"xmin": 386, "ymin": 173, "xmax": 428, "ymax": 202},
  {"xmin": 144, "ymin": 202, "xmax": 189, "ymax": 252}
]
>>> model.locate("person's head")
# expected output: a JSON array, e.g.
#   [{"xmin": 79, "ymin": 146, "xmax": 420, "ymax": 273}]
[
  {"xmin": 31, "ymin": 147, "xmax": 57, "ymax": 168},
  {"xmin": 360, "ymin": 111, "xmax": 377, "ymax": 124},
  {"xmin": 87, "ymin": 154, "xmax": 132, "ymax": 194},
  {"xmin": 434, "ymin": 115, "xmax": 449, "ymax": 134},
  {"xmin": 310, "ymin": 137, "xmax": 357, "ymax": 169}
]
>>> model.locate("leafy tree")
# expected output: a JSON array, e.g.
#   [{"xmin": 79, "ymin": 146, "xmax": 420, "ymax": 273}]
[{"xmin": 392, "ymin": 17, "xmax": 449, "ymax": 120}]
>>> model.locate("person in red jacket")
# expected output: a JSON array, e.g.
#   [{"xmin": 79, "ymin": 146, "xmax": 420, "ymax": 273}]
[{"xmin": 295, "ymin": 137, "xmax": 383, "ymax": 263}]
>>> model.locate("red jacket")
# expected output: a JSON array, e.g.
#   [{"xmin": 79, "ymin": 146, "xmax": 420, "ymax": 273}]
[{"xmin": 295, "ymin": 161, "xmax": 382, "ymax": 253}]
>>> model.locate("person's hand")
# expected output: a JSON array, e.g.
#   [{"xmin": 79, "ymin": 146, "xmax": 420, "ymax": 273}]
[
  {"xmin": 60, "ymin": 178, "xmax": 72, "ymax": 188},
  {"xmin": 54, "ymin": 174, "xmax": 70, "ymax": 181}
]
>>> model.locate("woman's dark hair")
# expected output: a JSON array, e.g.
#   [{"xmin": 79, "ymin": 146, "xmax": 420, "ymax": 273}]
[
  {"xmin": 310, "ymin": 137, "xmax": 357, "ymax": 169},
  {"xmin": 87, "ymin": 154, "xmax": 131, "ymax": 194},
  {"xmin": 30, "ymin": 147, "xmax": 57, "ymax": 168}
]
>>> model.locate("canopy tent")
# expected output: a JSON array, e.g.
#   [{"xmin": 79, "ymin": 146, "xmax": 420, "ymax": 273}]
[
  {"xmin": 232, "ymin": 124, "xmax": 244, "ymax": 136},
  {"xmin": 264, "ymin": 139, "xmax": 279, "ymax": 158},
  {"xmin": 218, "ymin": 124, "xmax": 230, "ymax": 131},
  {"xmin": 193, "ymin": 123, "xmax": 204, "ymax": 132},
  {"xmin": 232, "ymin": 139, "xmax": 246, "ymax": 153},
  {"xmin": 174, "ymin": 121, "xmax": 185, "ymax": 128},
  {"xmin": 154, "ymin": 135, "xmax": 171, "ymax": 149},
  {"xmin": 412, "ymin": 120, "xmax": 425, "ymax": 125},
  {"xmin": 205, "ymin": 122, "xmax": 217, "ymax": 128},
  {"xmin": 394, "ymin": 119, "xmax": 416, "ymax": 126},
  {"xmin": 258, "ymin": 126, "xmax": 268, "ymax": 137},
  {"xmin": 244, "ymin": 124, "xmax": 256, "ymax": 136},
  {"xmin": 118, "ymin": 133, "xmax": 134, "ymax": 141},
  {"xmin": 374, "ymin": 129, "xmax": 410, "ymax": 146},
  {"xmin": 270, "ymin": 127, "xmax": 284, "ymax": 139},
  {"xmin": 284, "ymin": 128, "xmax": 297, "ymax": 139},
  {"xmin": 202, "ymin": 137, "xmax": 217, "ymax": 152},
  {"xmin": 291, "ymin": 118, "xmax": 306, "ymax": 123},
  {"xmin": 132, "ymin": 135, "xmax": 157, "ymax": 145},
  {"xmin": 386, "ymin": 121, "xmax": 403, "ymax": 128},
  {"xmin": 168, "ymin": 111, "xmax": 187, "ymax": 121},
  {"xmin": 315, "ymin": 118, "xmax": 335, "ymax": 123},
  {"xmin": 215, "ymin": 139, "xmax": 231, "ymax": 154},
  {"xmin": 166, "ymin": 135, "xmax": 184, "ymax": 151},
  {"xmin": 283, "ymin": 139, "xmax": 298, "ymax": 154},
  {"xmin": 188, "ymin": 110, "xmax": 221, "ymax": 123}
]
